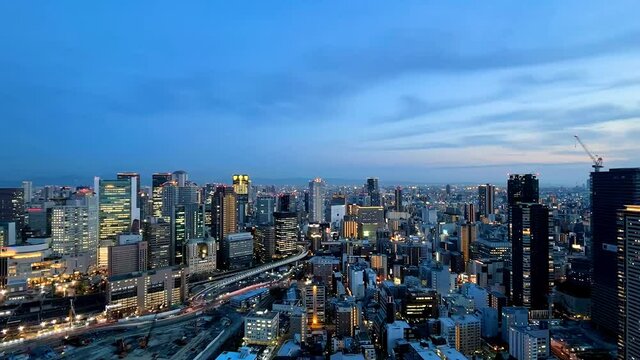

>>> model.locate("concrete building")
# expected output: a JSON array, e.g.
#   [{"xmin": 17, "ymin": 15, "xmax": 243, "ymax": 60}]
[
  {"xmin": 440, "ymin": 315, "xmax": 481, "ymax": 357},
  {"xmin": 244, "ymin": 310, "xmax": 279, "ymax": 345},
  {"xmin": 222, "ymin": 232, "xmax": 253, "ymax": 270},
  {"xmin": 186, "ymin": 236, "xmax": 216, "ymax": 275},
  {"xmin": 386, "ymin": 320, "xmax": 411, "ymax": 355},
  {"xmin": 50, "ymin": 197, "xmax": 98, "ymax": 265},
  {"xmin": 617, "ymin": 205, "xmax": 640, "ymax": 359},
  {"xmin": 143, "ymin": 217, "xmax": 172, "ymax": 270},
  {"xmin": 274, "ymin": 211, "xmax": 298, "ymax": 256},
  {"xmin": 107, "ymin": 239, "xmax": 148, "ymax": 276},
  {"xmin": 509, "ymin": 326, "xmax": 550, "ymax": 360},
  {"xmin": 309, "ymin": 178, "xmax": 326, "ymax": 223},
  {"xmin": 106, "ymin": 266, "xmax": 186, "ymax": 318},
  {"xmin": 303, "ymin": 282, "xmax": 326, "ymax": 328},
  {"xmin": 502, "ymin": 307, "xmax": 529, "ymax": 342}
]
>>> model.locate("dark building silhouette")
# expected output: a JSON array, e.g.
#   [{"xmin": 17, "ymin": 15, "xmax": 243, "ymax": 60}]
[
  {"xmin": 507, "ymin": 174, "xmax": 539, "ymax": 206},
  {"xmin": 591, "ymin": 168, "xmax": 640, "ymax": 335}
]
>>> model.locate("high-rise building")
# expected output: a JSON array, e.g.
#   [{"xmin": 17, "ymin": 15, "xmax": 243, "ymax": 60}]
[
  {"xmin": 211, "ymin": 185, "xmax": 237, "ymax": 242},
  {"xmin": 95, "ymin": 177, "xmax": 138, "ymax": 268},
  {"xmin": 303, "ymin": 282, "xmax": 326, "ymax": 327},
  {"xmin": 108, "ymin": 240, "xmax": 148, "ymax": 276},
  {"xmin": 0, "ymin": 188, "xmax": 25, "ymax": 241},
  {"xmin": 358, "ymin": 206, "xmax": 384, "ymax": 240},
  {"xmin": 509, "ymin": 203, "xmax": 553, "ymax": 312},
  {"xmin": 440, "ymin": 315, "xmax": 481, "ymax": 357},
  {"xmin": 50, "ymin": 197, "xmax": 99, "ymax": 264},
  {"xmin": 335, "ymin": 301, "xmax": 358, "ymax": 337},
  {"xmin": 185, "ymin": 236, "xmax": 216, "ymax": 274},
  {"xmin": 394, "ymin": 187, "xmax": 403, "ymax": 212},
  {"xmin": 366, "ymin": 177, "xmax": 381, "ymax": 206},
  {"xmin": 617, "ymin": 205, "xmax": 640, "ymax": 359},
  {"xmin": 143, "ymin": 217, "xmax": 171, "ymax": 270},
  {"xmin": 171, "ymin": 170, "xmax": 188, "ymax": 187},
  {"xmin": 508, "ymin": 174, "xmax": 539, "ymax": 206},
  {"xmin": 478, "ymin": 184, "xmax": 495, "ymax": 219},
  {"xmin": 21, "ymin": 181, "xmax": 32, "ymax": 204},
  {"xmin": 274, "ymin": 211, "xmax": 298, "ymax": 255},
  {"xmin": 171, "ymin": 203, "xmax": 204, "ymax": 265},
  {"xmin": 508, "ymin": 326, "xmax": 550, "ymax": 360},
  {"xmin": 463, "ymin": 203, "xmax": 476, "ymax": 223},
  {"xmin": 592, "ymin": 168, "xmax": 640, "ymax": 335},
  {"xmin": 255, "ymin": 225, "xmax": 275, "ymax": 260},
  {"xmin": 459, "ymin": 223, "xmax": 476, "ymax": 270},
  {"xmin": 233, "ymin": 174, "xmax": 251, "ymax": 226},
  {"xmin": 309, "ymin": 178, "xmax": 325, "ymax": 223},
  {"xmin": 256, "ymin": 195, "xmax": 275, "ymax": 225},
  {"xmin": 152, "ymin": 173, "xmax": 172, "ymax": 218},
  {"xmin": 277, "ymin": 192, "xmax": 295, "ymax": 213},
  {"xmin": 222, "ymin": 232, "xmax": 253, "ymax": 270}
]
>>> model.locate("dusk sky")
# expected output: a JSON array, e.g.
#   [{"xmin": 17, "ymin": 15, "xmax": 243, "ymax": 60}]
[{"xmin": 2, "ymin": 2, "xmax": 640, "ymax": 186}]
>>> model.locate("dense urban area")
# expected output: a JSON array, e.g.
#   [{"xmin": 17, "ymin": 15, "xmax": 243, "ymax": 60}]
[{"xmin": 0, "ymin": 162, "xmax": 637, "ymax": 359}]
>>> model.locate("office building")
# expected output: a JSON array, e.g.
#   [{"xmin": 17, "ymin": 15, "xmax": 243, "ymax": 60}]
[
  {"xmin": 509, "ymin": 203, "xmax": 553, "ymax": 312},
  {"xmin": 309, "ymin": 178, "xmax": 325, "ymax": 223},
  {"xmin": 358, "ymin": 206, "xmax": 384, "ymax": 240},
  {"xmin": 502, "ymin": 307, "xmax": 529, "ymax": 342},
  {"xmin": 440, "ymin": 315, "xmax": 481, "ymax": 357},
  {"xmin": 211, "ymin": 185, "xmax": 237, "ymax": 242},
  {"xmin": 143, "ymin": 218, "xmax": 172, "ymax": 270},
  {"xmin": 186, "ymin": 236, "xmax": 216, "ymax": 274},
  {"xmin": 478, "ymin": 184, "xmax": 495, "ymax": 219},
  {"xmin": 108, "ymin": 237, "xmax": 148, "ymax": 276},
  {"xmin": 171, "ymin": 170, "xmax": 188, "ymax": 187},
  {"xmin": 366, "ymin": 177, "xmax": 381, "ymax": 206},
  {"xmin": 335, "ymin": 301, "xmax": 358, "ymax": 337},
  {"xmin": 508, "ymin": 174, "xmax": 539, "ymax": 206},
  {"xmin": 233, "ymin": 174, "xmax": 251, "ymax": 226},
  {"xmin": 255, "ymin": 225, "xmax": 275, "ymax": 260},
  {"xmin": 342, "ymin": 216, "xmax": 359, "ymax": 239},
  {"xmin": 403, "ymin": 288, "xmax": 439, "ymax": 323},
  {"xmin": 222, "ymin": 232, "xmax": 253, "ymax": 270},
  {"xmin": 152, "ymin": 173, "xmax": 172, "ymax": 218},
  {"xmin": 0, "ymin": 188, "xmax": 25, "ymax": 241},
  {"xmin": 106, "ymin": 266, "xmax": 186, "ymax": 318},
  {"xmin": 277, "ymin": 192, "xmax": 295, "ymax": 213},
  {"xmin": 459, "ymin": 223, "xmax": 476, "ymax": 269},
  {"xmin": 22, "ymin": 181, "xmax": 32, "ymax": 204},
  {"xmin": 244, "ymin": 310, "xmax": 279, "ymax": 345},
  {"xmin": 256, "ymin": 195, "xmax": 275, "ymax": 225},
  {"xmin": 95, "ymin": 177, "xmax": 138, "ymax": 268},
  {"xmin": 274, "ymin": 211, "xmax": 297, "ymax": 256},
  {"xmin": 508, "ymin": 326, "xmax": 550, "ymax": 360},
  {"xmin": 591, "ymin": 168, "xmax": 640, "ymax": 335},
  {"xmin": 394, "ymin": 187, "xmax": 403, "ymax": 212},
  {"xmin": 617, "ymin": 205, "xmax": 640, "ymax": 359},
  {"xmin": 171, "ymin": 203, "xmax": 204, "ymax": 265},
  {"xmin": 50, "ymin": 198, "xmax": 99, "ymax": 264}
]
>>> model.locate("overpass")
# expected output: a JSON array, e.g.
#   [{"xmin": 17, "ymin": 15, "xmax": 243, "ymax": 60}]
[{"xmin": 189, "ymin": 246, "xmax": 308, "ymax": 303}]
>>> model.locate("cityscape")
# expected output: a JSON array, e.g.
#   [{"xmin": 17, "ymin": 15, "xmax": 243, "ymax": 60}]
[{"xmin": 2, "ymin": 2, "xmax": 640, "ymax": 360}]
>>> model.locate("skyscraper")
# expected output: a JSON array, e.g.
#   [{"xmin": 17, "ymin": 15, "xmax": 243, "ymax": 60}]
[
  {"xmin": 309, "ymin": 178, "xmax": 325, "ymax": 223},
  {"xmin": 256, "ymin": 195, "xmax": 275, "ymax": 225},
  {"xmin": 366, "ymin": 177, "xmax": 381, "ymax": 206},
  {"xmin": 274, "ymin": 211, "xmax": 297, "ymax": 256},
  {"xmin": 95, "ymin": 177, "xmax": 138, "ymax": 268},
  {"xmin": 478, "ymin": 184, "xmax": 495, "ymax": 219},
  {"xmin": 211, "ymin": 185, "xmax": 237, "ymax": 242},
  {"xmin": 277, "ymin": 192, "xmax": 295, "ymax": 213},
  {"xmin": 394, "ymin": 187, "xmax": 403, "ymax": 212},
  {"xmin": 507, "ymin": 174, "xmax": 539, "ymax": 206},
  {"xmin": 232, "ymin": 174, "xmax": 251, "ymax": 226},
  {"xmin": 152, "ymin": 172, "xmax": 172, "ymax": 219},
  {"xmin": 50, "ymin": 197, "xmax": 99, "ymax": 264},
  {"xmin": 143, "ymin": 217, "xmax": 171, "ymax": 270},
  {"xmin": 617, "ymin": 205, "xmax": 640, "ymax": 359},
  {"xmin": 0, "ymin": 188, "xmax": 25, "ymax": 241},
  {"xmin": 509, "ymin": 203, "xmax": 553, "ymax": 313},
  {"xmin": 171, "ymin": 203, "xmax": 205, "ymax": 265},
  {"xmin": 591, "ymin": 168, "xmax": 640, "ymax": 335},
  {"xmin": 21, "ymin": 181, "xmax": 32, "ymax": 204}
]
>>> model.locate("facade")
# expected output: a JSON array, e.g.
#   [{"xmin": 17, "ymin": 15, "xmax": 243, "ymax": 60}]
[
  {"xmin": 440, "ymin": 315, "xmax": 481, "ymax": 357},
  {"xmin": 0, "ymin": 188, "xmax": 25, "ymax": 242},
  {"xmin": 617, "ymin": 205, "xmax": 640, "ymax": 359},
  {"xmin": 508, "ymin": 326, "xmax": 550, "ymax": 360},
  {"xmin": 211, "ymin": 185, "xmax": 237, "ymax": 242},
  {"xmin": 394, "ymin": 187, "xmax": 403, "ymax": 212},
  {"xmin": 255, "ymin": 225, "xmax": 275, "ymax": 260},
  {"xmin": 244, "ymin": 310, "xmax": 279, "ymax": 345},
  {"xmin": 186, "ymin": 236, "xmax": 216, "ymax": 275},
  {"xmin": 507, "ymin": 174, "xmax": 539, "ymax": 206},
  {"xmin": 274, "ymin": 211, "xmax": 298, "ymax": 256},
  {"xmin": 222, "ymin": 232, "xmax": 253, "ymax": 270},
  {"xmin": 106, "ymin": 266, "xmax": 186, "ymax": 318},
  {"xmin": 50, "ymin": 198, "xmax": 98, "ymax": 265},
  {"xmin": 108, "ymin": 240, "xmax": 148, "ymax": 276},
  {"xmin": 509, "ymin": 203, "xmax": 553, "ymax": 312},
  {"xmin": 143, "ymin": 218, "xmax": 172, "ymax": 270},
  {"xmin": 591, "ymin": 168, "xmax": 640, "ymax": 335},
  {"xmin": 95, "ymin": 177, "xmax": 138, "ymax": 268},
  {"xmin": 478, "ymin": 184, "xmax": 495, "ymax": 219},
  {"xmin": 403, "ymin": 288, "xmax": 439, "ymax": 323},
  {"xmin": 303, "ymin": 282, "xmax": 326, "ymax": 327},
  {"xmin": 358, "ymin": 206, "xmax": 384, "ymax": 240},
  {"xmin": 256, "ymin": 195, "xmax": 275, "ymax": 225},
  {"xmin": 171, "ymin": 203, "xmax": 204, "ymax": 265},
  {"xmin": 335, "ymin": 301, "xmax": 358, "ymax": 337},
  {"xmin": 232, "ymin": 174, "xmax": 250, "ymax": 226},
  {"xmin": 366, "ymin": 177, "xmax": 381, "ymax": 206},
  {"xmin": 152, "ymin": 173, "xmax": 172, "ymax": 218},
  {"xmin": 309, "ymin": 178, "xmax": 326, "ymax": 223}
]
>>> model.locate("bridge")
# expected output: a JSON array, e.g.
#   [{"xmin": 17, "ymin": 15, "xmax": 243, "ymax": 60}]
[{"xmin": 189, "ymin": 246, "xmax": 308, "ymax": 303}]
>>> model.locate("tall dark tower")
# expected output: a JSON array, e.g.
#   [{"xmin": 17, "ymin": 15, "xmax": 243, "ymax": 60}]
[
  {"xmin": 366, "ymin": 177, "xmax": 380, "ymax": 206},
  {"xmin": 478, "ymin": 184, "xmax": 495, "ymax": 218},
  {"xmin": 394, "ymin": 187, "xmax": 403, "ymax": 212},
  {"xmin": 152, "ymin": 173, "xmax": 172, "ymax": 218},
  {"xmin": 591, "ymin": 168, "xmax": 640, "ymax": 336},
  {"xmin": 507, "ymin": 174, "xmax": 539, "ymax": 206},
  {"xmin": 509, "ymin": 203, "xmax": 553, "ymax": 313}
]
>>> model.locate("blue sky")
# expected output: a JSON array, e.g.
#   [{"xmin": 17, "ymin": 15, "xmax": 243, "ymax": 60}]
[{"xmin": 1, "ymin": 1, "xmax": 640, "ymax": 186}]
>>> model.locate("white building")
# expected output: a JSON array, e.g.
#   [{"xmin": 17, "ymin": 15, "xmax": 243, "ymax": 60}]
[
  {"xmin": 244, "ymin": 310, "xmax": 279, "ymax": 345},
  {"xmin": 386, "ymin": 320, "xmax": 411, "ymax": 355},
  {"xmin": 186, "ymin": 237, "xmax": 216, "ymax": 274},
  {"xmin": 50, "ymin": 198, "xmax": 98, "ymax": 265},
  {"xmin": 508, "ymin": 326, "xmax": 549, "ymax": 360}
]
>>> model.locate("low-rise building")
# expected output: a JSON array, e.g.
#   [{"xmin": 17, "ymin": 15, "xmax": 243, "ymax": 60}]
[{"xmin": 244, "ymin": 310, "xmax": 279, "ymax": 345}]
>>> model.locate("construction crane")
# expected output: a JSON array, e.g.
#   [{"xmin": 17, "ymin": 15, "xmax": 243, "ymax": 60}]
[{"xmin": 574, "ymin": 135, "xmax": 603, "ymax": 172}]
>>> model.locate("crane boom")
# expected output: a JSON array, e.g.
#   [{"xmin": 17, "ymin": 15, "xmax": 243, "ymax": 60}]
[{"xmin": 574, "ymin": 135, "xmax": 603, "ymax": 172}]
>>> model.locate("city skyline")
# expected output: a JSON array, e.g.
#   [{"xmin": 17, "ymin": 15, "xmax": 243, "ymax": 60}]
[{"xmin": 2, "ymin": 2, "xmax": 640, "ymax": 185}]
